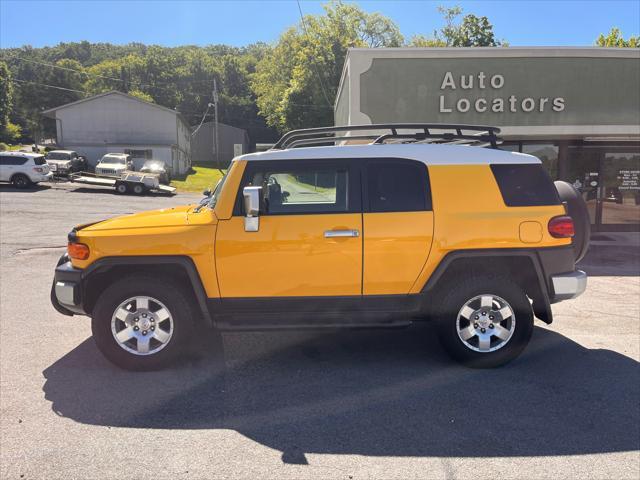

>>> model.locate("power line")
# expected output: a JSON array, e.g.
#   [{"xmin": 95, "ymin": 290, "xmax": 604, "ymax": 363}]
[
  {"xmin": 191, "ymin": 103, "xmax": 213, "ymax": 137},
  {"xmin": 296, "ymin": 0, "xmax": 333, "ymax": 108},
  {"xmin": 7, "ymin": 54, "xmax": 212, "ymax": 99},
  {"xmin": 11, "ymin": 78, "xmax": 89, "ymax": 95}
]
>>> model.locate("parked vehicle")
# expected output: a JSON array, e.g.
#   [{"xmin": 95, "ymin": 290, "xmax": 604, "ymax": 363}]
[
  {"xmin": 139, "ymin": 159, "xmax": 172, "ymax": 184},
  {"xmin": 46, "ymin": 150, "xmax": 87, "ymax": 175},
  {"xmin": 51, "ymin": 124, "xmax": 589, "ymax": 371},
  {"xmin": 69, "ymin": 171, "xmax": 176, "ymax": 195},
  {"xmin": 95, "ymin": 153, "xmax": 132, "ymax": 176},
  {"xmin": 0, "ymin": 151, "xmax": 52, "ymax": 188}
]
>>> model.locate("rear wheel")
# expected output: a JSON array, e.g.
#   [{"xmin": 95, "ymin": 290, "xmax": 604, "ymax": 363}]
[
  {"xmin": 132, "ymin": 184, "xmax": 145, "ymax": 195},
  {"xmin": 91, "ymin": 276, "xmax": 195, "ymax": 370},
  {"xmin": 12, "ymin": 173, "xmax": 31, "ymax": 189},
  {"xmin": 436, "ymin": 275, "xmax": 534, "ymax": 368},
  {"xmin": 115, "ymin": 182, "xmax": 128, "ymax": 194}
]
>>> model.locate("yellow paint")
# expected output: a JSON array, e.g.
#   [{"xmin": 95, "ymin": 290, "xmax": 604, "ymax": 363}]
[
  {"xmin": 408, "ymin": 165, "xmax": 570, "ymax": 293},
  {"xmin": 70, "ymin": 160, "xmax": 571, "ymax": 301},
  {"xmin": 363, "ymin": 211, "xmax": 434, "ymax": 294},
  {"xmin": 519, "ymin": 221, "xmax": 543, "ymax": 243},
  {"xmin": 215, "ymin": 214, "xmax": 362, "ymax": 297}
]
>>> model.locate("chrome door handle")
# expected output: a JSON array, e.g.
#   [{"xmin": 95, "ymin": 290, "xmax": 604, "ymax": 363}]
[{"xmin": 324, "ymin": 229, "xmax": 359, "ymax": 238}]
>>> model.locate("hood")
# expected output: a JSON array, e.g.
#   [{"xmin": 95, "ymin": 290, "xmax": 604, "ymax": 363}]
[
  {"xmin": 80, "ymin": 205, "xmax": 194, "ymax": 232},
  {"xmin": 47, "ymin": 159, "xmax": 71, "ymax": 165}
]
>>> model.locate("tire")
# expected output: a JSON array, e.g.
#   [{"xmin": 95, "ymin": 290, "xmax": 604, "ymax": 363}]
[
  {"xmin": 12, "ymin": 173, "xmax": 31, "ymax": 189},
  {"xmin": 132, "ymin": 184, "xmax": 145, "ymax": 195},
  {"xmin": 435, "ymin": 275, "xmax": 534, "ymax": 368},
  {"xmin": 91, "ymin": 275, "xmax": 196, "ymax": 371},
  {"xmin": 115, "ymin": 183, "xmax": 128, "ymax": 194},
  {"xmin": 554, "ymin": 180, "xmax": 591, "ymax": 262}
]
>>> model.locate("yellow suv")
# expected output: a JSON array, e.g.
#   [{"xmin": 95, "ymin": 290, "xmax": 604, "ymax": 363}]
[{"xmin": 51, "ymin": 124, "xmax": 589, "ymax": 370}]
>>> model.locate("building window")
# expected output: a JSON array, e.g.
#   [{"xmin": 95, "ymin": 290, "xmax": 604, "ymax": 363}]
[{"xmin": 522, "ymin": 143, "xmax": 559, "ymax": 179}]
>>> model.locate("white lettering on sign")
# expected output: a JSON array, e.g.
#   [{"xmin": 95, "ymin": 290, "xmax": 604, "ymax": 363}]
[{"xmin": 438, "ymin": 71, "xmax": 566, "ymax": 114}]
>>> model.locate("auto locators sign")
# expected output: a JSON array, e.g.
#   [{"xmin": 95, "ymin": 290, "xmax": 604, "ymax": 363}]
[{"xmin": 438, "ymin": 71, "xmax": 565, "ymax": 114}]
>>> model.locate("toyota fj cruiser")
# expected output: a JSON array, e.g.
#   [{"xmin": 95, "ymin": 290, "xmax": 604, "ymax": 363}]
[{"xmin": 51, "ymin": 124, "xmax": 589, "ymax": 370}]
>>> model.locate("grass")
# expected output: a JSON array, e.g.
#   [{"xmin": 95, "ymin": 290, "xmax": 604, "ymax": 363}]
[{"xmin": 171, "ymin": 165, "xmax": 226, "ymax": 193}]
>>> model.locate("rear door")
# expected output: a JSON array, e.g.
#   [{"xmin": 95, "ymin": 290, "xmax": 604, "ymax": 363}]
[
  {"xmin": 362, "ymin": 158, "xmax": 434, "ymax": 295},
  {"xmin": 215, "ymin": 158, "xmax": 362, "ymax": 298},
  {"xmin": 0, "ymin": 155, "xmax": 8, "ymax": 181}
]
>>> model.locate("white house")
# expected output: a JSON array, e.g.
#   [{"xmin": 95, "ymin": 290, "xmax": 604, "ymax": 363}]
[{"xmin": 42, "ymin": 91, "xmax": 191, "ymax": 174}]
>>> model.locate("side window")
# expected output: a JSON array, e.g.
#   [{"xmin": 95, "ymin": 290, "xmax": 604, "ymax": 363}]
[
  {"xmin": 239, "ymin": 160, "xmax": 358, "ymax": 215},
  {"xmin": 366, "ymin": 159, "xmax": 431, "ymax": 212},
  {"xmin": 0, "ymin": 155, "xmax": 27, "ymax": 166}
]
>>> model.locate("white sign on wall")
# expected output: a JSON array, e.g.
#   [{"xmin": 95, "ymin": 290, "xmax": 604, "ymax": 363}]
[{"xmin": 438, "ymin": 71, "xmax": 566, "ymax": 114}]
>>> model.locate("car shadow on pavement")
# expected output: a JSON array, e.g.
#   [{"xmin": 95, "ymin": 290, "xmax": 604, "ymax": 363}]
[
  {"xmin": 0, "ymin": 184, "xmax": 52, "ymax": 192},
  {"xmin": 42, "ymin": 325, "xmax": 639, "ymax": 462}
]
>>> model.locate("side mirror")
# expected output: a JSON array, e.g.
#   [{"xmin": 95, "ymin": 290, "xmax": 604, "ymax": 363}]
[
  {"xmin": 202, "ymin": 188, "xmax": 212, "ymax": 197},
  {"xmin": 243, "ymin": 186, "xmax": 262, "ymax": 232}
]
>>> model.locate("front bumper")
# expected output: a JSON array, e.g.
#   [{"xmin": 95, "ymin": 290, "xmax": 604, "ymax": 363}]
[
  {"xmin": 551, "ymin": 270, "xmax": 588, "ymax": 301},
  {"xmin": 51, "ymin": 254, "xmax": 86, "ymax": 316}
]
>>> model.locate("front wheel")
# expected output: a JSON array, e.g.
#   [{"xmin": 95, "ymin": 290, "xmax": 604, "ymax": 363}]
[
  {"xmin": 435, "ymin": 276, "xmax": 534, "ymax": 368},
  {"xmin": 91, "ymin": 276, "xmax": 195, "ymax": 370}
]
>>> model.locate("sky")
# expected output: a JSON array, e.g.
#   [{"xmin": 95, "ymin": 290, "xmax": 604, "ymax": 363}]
[{"xmin": 1, "ymin": 0, "xmax": 639, "ymax": 49}]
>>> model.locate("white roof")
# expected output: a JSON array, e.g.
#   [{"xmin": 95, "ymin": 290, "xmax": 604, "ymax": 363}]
[
  {"xmin": 102, "ymin": 153, "xmax": 128, "ymax": 157},
  {"xmin": 48, "ymin": 150, "xmax": 76, "ymax": 154},
  {"xmin": 1, "ymin": 151, "xmax": 44, "ymax": 158},
  {"xmin": 236, "ymin": 143, "xmax": 540, "ymax": 165}
]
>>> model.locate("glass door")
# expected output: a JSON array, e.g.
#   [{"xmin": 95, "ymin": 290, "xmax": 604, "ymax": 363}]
[
  {"xmin": 564, "ymin": 146, "xmax": 640, "ymax": 232},
  {"xmin": 600, "ymin": 151, "xmax": 640, "ymax": 230}
]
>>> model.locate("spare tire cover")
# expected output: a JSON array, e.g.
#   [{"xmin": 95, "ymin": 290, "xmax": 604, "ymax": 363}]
[{"xmin": 554, "ymin": 181, "xmax": 591, "ymax": 262}]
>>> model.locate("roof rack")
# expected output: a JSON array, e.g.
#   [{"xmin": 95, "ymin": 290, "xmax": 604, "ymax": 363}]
[{"xmin": 273, "ymin": 123, "xmax": 501, "ymax": 150}]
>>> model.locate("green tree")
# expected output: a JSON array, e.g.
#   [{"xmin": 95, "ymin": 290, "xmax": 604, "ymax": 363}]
[
  {"xmin": 0, "ymin": 60, "xmax": 13, "ymax": 128},
  {"xmin": 0, "ymin": 60, "xmax": 22, "ymax": 143},
  {"xmin": 408, "ymin": 6, "xmax": 502, "ymax": 47},
  {"xmin": 596, "ymin": 28, "xmax": 639, "ymax": 47},
  {"xmin": 251, "ymin": 1, "xmax": 403, "ymax": 131}
]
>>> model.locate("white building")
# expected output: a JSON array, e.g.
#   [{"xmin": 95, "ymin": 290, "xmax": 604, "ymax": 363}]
[{"xmin": 42, "ymin": 91, "xmax": 191, "ymax": 174}]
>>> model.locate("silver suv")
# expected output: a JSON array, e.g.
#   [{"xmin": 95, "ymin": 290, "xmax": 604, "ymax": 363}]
[{"xmin": 0, "ymin": 152, "xmax": 52, "ymax": 188}]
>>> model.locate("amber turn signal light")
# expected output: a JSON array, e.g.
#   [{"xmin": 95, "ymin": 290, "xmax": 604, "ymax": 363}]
[{"xmin": 68, "ymin": 242, "xmax": 90, "ymax": 260}]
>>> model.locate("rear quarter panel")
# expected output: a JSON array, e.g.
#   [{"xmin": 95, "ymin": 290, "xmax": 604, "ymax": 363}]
[{"xmin": 409, "ymin": 164, "xmax": 570, "ymax": 293}]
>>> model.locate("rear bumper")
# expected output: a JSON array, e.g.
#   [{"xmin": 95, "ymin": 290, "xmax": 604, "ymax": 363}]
[
  {"xmin": 550, "ymin": 270, "xmax": 588, "ymax": 301},
  {"xmin": 51, "ymin": 254, "xmax": 86, "ymax": 316},
  {"xmin": 33, "ymin": 172, "xmax": 53, "ymax": 183}
]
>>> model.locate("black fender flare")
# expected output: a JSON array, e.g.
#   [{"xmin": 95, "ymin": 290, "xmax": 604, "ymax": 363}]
[
  {"xmin": 81, "ymin": 256, "xmax": 213, "ymax": 327},
  {"xmin": 420, "ymin": 248, "xmax": 553, "ymax": 324}
]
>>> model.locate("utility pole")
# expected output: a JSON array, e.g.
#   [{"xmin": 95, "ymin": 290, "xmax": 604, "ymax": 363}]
[{"xmin": 212, "ymin": 79, "xmax": 220, "ymax": 171}]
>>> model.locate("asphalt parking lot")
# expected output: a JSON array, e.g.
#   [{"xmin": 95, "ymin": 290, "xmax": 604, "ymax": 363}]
[{"xmin": 1, "ymin": 182, "xmax": 639, "ymax": 480}]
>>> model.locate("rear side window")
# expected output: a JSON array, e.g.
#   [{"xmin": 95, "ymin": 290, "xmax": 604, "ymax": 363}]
[
  {"xmin": 33, "ymin": 155, "xmax": 46, "ymax": 166},
  {"xmin": 0, "ymin": 155, "xmax": 28, "ymax": 166},
  {"xmin": 491, "ymin": 164, "xmax": 560, "ymax": 207},
  {"xmin": 366, "ymin": 159, "xmax": 431, "ymax": 212}
]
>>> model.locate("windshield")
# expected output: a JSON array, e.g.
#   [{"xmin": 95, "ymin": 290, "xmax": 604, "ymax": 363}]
[
  {"xmin": 102, "ymin": 156, "xmax": 126, "ymax": 165},
  {"xmin": 207, "ymin": 171, "xmax": 229, "ymax": 209},
  {"xmin": 47, "ymin": 152, "xmax": 69, "ymax": 160}
]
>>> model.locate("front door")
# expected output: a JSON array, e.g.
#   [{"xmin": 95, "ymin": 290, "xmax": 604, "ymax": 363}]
[{"xmin": 215, "ymin": 159, "xmax": 362, "ymax": 298}]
